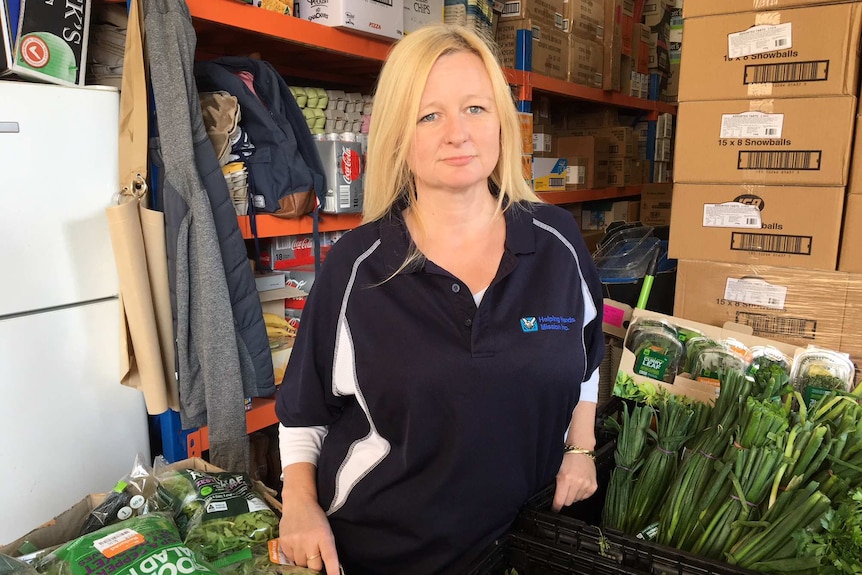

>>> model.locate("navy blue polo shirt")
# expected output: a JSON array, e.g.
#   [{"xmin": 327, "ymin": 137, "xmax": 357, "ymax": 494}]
[{"xmin": 276, "ymin": 201, "xmax": 604, "ymax": 575}]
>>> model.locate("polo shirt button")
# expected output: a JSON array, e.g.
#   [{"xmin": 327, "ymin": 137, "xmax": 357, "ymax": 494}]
[
  {"xmin": 464, "ymin": 318, "xmax": 473, "ymax": 327},
  {"xmin": 451, "ymin": 283, "xmax": 461, "ymax": 293}
]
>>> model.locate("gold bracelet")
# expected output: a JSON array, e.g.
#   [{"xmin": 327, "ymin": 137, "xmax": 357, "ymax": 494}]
[{"xmin": 563, "ymin": 444, "xmax": 596, "ymax": 459}]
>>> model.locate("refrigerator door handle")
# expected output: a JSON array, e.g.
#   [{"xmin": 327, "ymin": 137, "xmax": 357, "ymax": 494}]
[{"xmin": 0, "ymin": 122, "xmax": 20, "ymax": 133}]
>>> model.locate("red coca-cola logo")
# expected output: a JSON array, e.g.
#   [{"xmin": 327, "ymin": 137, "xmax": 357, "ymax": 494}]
[
  {"xmin": 341, "ymin": 147, "xmax": 361, "ymax": 184},
  {"xmin": 290, "ymin": 238, "xmax": 314, "ymax": 250}
]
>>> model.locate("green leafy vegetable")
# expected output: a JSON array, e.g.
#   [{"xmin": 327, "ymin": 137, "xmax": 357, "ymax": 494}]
[{"xmin": 796, "ymin": 488, "xmax": 862, "ymax": 574}]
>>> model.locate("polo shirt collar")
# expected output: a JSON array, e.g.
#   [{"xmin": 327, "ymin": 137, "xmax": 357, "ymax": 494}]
[{"xmin": 378, "ymin": 199, "xmax": 538, "ymax": 275}]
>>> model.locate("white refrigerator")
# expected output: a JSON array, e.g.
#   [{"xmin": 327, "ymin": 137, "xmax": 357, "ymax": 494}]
[{"xmin": 0, "ymin": 80, "xmax": 151, "ymax": 544}]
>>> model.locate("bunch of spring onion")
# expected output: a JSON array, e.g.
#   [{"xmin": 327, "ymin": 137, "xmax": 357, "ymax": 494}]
[
  {"xmin": 623, "ymin": 395, "xmax": 703, "ymax": 535},
  {"xmin": 602, "ymin": 403, "xmax": 654, "ymax": 531},
  {"xmin": 676, "ymin": 396, "xmax": 790, "ymax": 556},
  {"xmin": 657, "ymin": 371, "xmax": 752, "ymax": 548}
]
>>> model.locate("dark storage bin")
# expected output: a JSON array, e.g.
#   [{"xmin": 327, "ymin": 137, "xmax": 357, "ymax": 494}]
[
  {"xmin": 466, "ymin": 532, "xmax": 649, "ymax": 575},
  {"xmin": 520, "ymin": 488, "xmax": 758, "ymax": 575}
]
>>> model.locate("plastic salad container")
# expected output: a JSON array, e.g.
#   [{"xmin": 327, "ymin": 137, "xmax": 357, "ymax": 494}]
[
  {"xmin": 593, "ymin": 226, "xmax": 661, "ymax": 283},
  {"xmin": 683, "ymin": 336, "xmax": 718, "ymax": 374},
  {"xmin": 624, "ymin": 317, "xmax": 679, "ymax": 352},
  {"xmin": 690, "ymin": 345, "xmax": 748, "ymax": 386},
  {"xmin": 630, "ymin": 326, "xmax": 684, "ymax": 384},
  {"xmin": 791, "ymin": 348, "xmax": 856, "ymax": 406},
  {"xmin": 746, "ymin": 346, "xmax": 792, "ymax": 398},
  {"xmin": 676, "ymin": 326, "xmax": 705, "ymax": 346}
]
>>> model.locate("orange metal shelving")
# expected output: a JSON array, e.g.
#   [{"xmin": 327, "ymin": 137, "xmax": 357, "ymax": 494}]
[
  {"xmin": 187, "ymin": 397, "xmax": 278, "ymax": 458},
  {"xmin": 238, "ymin": 213, "xmax": 363, "ymax": 239},
  {"xmin": 537, "ymin": 186, "xmax": 644, "ymax": 205}
]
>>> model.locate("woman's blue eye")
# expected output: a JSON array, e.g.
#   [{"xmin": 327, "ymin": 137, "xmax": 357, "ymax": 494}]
[
  {"xmin": 419, "ymin": 113, "xmax": 437, "ymax": 123},
  {"xmin": 468, "ymin": 106, "xmax": 484, "ymax": 114}
]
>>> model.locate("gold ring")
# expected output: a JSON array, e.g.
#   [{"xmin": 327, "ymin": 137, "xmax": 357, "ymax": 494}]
[{"xmin": 307, "ymin": 554, "xmax": 321, "ymax": 562}]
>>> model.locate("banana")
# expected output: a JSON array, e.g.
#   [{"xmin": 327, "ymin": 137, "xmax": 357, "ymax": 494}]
[{"xmin": 264, "ymin": 312, "xmax": 290, "ymax": 330}]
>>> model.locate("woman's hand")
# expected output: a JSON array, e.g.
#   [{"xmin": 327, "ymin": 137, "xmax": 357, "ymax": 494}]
[
  {"xmin": 279, "ymin": 463, "xmax": 340, "ymax": 574},
  {"xmin": 552, "ymin": 452, "xmax": 598, "ymax": 512}
]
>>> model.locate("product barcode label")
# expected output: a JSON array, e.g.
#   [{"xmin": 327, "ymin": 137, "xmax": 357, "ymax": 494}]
[
  {"xmin": 731, "ymin": 232, "xmax": 813, "ymax": 255},
  {"xmin": 531, "ymin": 25, "xmax": 541, "ymax": 40},
  {"xmin": 744, "ymin": 60, "xmax": 829, "ymax": 85},
  {"xmin": 207, "ymin": 501, "xmax": 229, "ymax": 513},
  {"xmin": 548, "ymin": 177, "xmax": 565, "ymax": 188},
  {"xmin": 724, "ymin": 277, "xmax": 787, "ymax": 310},
  {"xmin": 338, "ymin": 185, "xmax": 351, "ymax": 209},
  {"xmin": 727, "ymin": 22, "xmax": 792, "ymax": 59},
  {"xmin": 566, "ymin": 166, "xmax": 585, "ymax": 185},
  {"xmin": 738, "ymin": 150, "xmax": 822, "ymax": 170},
  {"xmin": 720, "ymin": 111, "xmax": 784, "ymax": 139},
  {"xmin": 735, "ymin": 311, "xmax": 817, "ymax": 339},
  {"xmin": 502, "ymin": 1, "xmax": 521, "ymax": 15},
  {"xmin": 703, "ymin": 202, "xmax": 762, "ymax": 228},
  {"xmin": 94, "ymin": 528, "xmax": 146, "ymax": 558}
]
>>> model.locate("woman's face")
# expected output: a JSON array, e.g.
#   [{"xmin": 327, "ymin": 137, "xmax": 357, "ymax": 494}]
[{"xmin": 407, "ymin": 51, "xmax": 501, "ymax": 197}]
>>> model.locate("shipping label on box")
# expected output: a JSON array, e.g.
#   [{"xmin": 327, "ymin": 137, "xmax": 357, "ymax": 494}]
[
  {"xmin": 567, "ymin": 34, "xmax": 603, "ymax": 87},
  {"xmin": 296, "ymin": 0, "xmax": 404, "ymax": 40},
  {"xmin": 403, "ymin": 0, "xmax": 444, "ymax": 32},
  {"xmin": 674, "ymin": 96, "xmax": 856, "ymax": 186},
  {"xmin": 614, "ymin": 308, "xmax": 802, "ymax": 404},
  {"xmin": 839, "ymin": 193, "xmax": 862, "ymax": 273},
  {"xmin": 668, "ymin": 184, "xmax": 845, "ymax": 271},
  {"xmin": 679, "ymin": 4, "xmax": 862, "ymax": 102},
  {"xmin": 496, "ymin": 18, "xmax": 569, "ymax": 80},
  {"xmin": 4, "ymin": 0, "xmax": 91, "ymax": 85},
  {"xmin": 533, "ymin": 131, "xmax": 553, "ymax": 154},
  {"xmin": 565, "ymin": 0, "xmax": 604, "ymax": 41},
  {"xmin": 683, "ymin": 0, "xmax": 852, "ymax": 18},
  {"xmin": 533, "ymin": 157, "xmax": 568, "ymax": 191},
  {"xmin": 501, "ymin": 0, "xmax": 566, "ymax": 28},
  {"xmin": 674, "ymin": 259, "xmax": 848, "ymax": 350}
]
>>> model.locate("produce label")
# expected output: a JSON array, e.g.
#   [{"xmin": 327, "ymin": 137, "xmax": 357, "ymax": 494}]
[
  {"xmin": 703, "ymin": 202, "xmax": 762, "ymax": 229},
  {"xmin": 634, "ymin": 348, "xmax": 670, "ymax": 381},
  {"xmin": 804, "ymin": 385, "xmax": 829, "ymax": 409},
  {"xmin": 724, "ymin": 278, "xmax": 787, "ymax": 310},
  {"xmin": 719, "ymin": 111, "xmax": 784, "ymax": 139},
  {"xmin": 727, "ymin": 23, "xmax": 792, "ymax": 59}
]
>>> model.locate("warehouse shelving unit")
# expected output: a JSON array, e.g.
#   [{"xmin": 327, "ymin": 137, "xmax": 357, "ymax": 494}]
[{"xmin": 163, "ymin": 0, "xmax": 675, "ymax": 461}]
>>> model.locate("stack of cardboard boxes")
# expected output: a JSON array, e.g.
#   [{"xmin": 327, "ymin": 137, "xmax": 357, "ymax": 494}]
[{"xmin": 668, "ymin": 0, "xmax": 862, "ymax": 369}]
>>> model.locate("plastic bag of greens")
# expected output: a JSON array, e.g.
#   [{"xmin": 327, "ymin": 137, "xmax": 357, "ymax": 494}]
[
  {"xmin": 79, "ymin": 454, "xmax": 172, "ymax": 536},
  {"xmin": 156, "ymin": 469, "xmax": 279, "ymax": 564},
  {"xmin": 0, "ymin": 553, "xmax": 40, "ymax": 575},
  {"xmin": 35, "ymin": 514, "xmax": 219, "ymax": 575}
]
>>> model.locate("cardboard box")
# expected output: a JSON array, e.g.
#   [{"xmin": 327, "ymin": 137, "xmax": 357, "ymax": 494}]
[
  {"xmin": 518, "ymin": 112, "xmax": 533, "ymax": 154},
  {"xmin": 668, "ymin": 184, "xmax": 845, "ymax": 271},
  {"xmin": 1, "ymin": 0, "xmax": 92, "ymax": 86},
  {"xmin": 565, "ymin": 107, "xmax": 619, "ymax": 129},
  {"xmin": 634, "ymin": 22, "xmax": 650, "ymax": 73},
  {"xmin": 674, "ymin": 259, "xmax": 848, "ymax": 350},
  {"xmin": 683, "ymin": 0, "xmax": 855, "ymax": 18},
  {"xmin": 614, "ymin": 308, "xmax": 802, "ymax": 404},
  {"xmin": 581, "ymin": 199, "xmax": 640, "ymax": 229},
  {"xmin": 606, "ymin": 157, "xmax": 644, "ymax": 186},
  {"xmin": 556, "ymin": 135, "xmax": 611, "ymax": 188},
  {"xmin": 679, "ymin": 4, "xmax": 862, "ymax": 102},
  {"xmin": 500, "ymin": 0, "xmax": 566, "ymax": 27},
  {"xmin": 496, "ymin": 18, "xmax": 569, "ymax": 80},
  {"xmin": 565, "ymin": 126, "xmax": 635, "ymax": 157},
  {"xmin": 839, "ymin": 193, "xmax": 862, "ymax": 273},
  {"xmin": 640, "ymin": 182, "xmax": 672, "ymax": 226},
  {"xmin": 1, "ymin": 493, "xmax": 107, "ymax": 557},
  {"xmin": 296, "ymin": 0, "xmax": 404, "ymax": 40},
  {"xmin": 602, "ymin": 0, "xmax": 622, "ymax": 91},
  {"xmin": 642, "ymin": 0, "xmax": 670, "ymax": 29},
  {"xmin": 565, "ymin": 0, "xmax": 604, "ymax": 41},
  {"xmin": 621, "ymin": 0, "xmax": 634, "ymax": 56},
  {"xmin": 533, "ymin": 157, "xmax": 568, "ymax": 190},
  {"xmin": 674, "ymin": 96, "xmax": 856, "ymax": 186},
  {"xmin": 403, "ymin": 0, "xmax": 444, "ymax": 32},
  {"xmin": 567, "ymin": 34, "xmax": 603, "ymax": 87},
  {"xmin": 260, "ymin": 234, "xmax": 334, "ymax": 270},
  {"xmin": 255, "ymin": 271, "xmax": 286, "ymax": 292},
  {"xmin": 841, "ymin": 277, "xmax": 862, "ymax": 358}
]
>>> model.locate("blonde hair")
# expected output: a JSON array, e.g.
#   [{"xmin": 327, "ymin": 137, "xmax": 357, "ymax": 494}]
[{"xmin": 362, "ymin": 23, "xmax": 540, "ymax": 224}]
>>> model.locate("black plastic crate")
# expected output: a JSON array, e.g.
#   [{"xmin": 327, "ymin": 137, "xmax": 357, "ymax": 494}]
[
  {"xmin": 519, "ymin": 486, "xmax": 758, "ymax": 575},
  {"xmin": 466, "ymin": 532, "xmax": 651, "ymax": 575}
]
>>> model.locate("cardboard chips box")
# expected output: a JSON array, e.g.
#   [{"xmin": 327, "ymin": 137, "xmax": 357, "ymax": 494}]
[
  {"xmin": 1, "ymin": 0, "xmax": 91, "ymax": 86},
  {"xmin": 679, "ymin": 3, "xmax": 862, "ymax": 102},
  {"xmin": 673, "ymin": 96, "xmax": 856, "ymax": 186},
  {"xmin": 668, "ymin": 183, "xmax": 845, "ymax": 271},
  {"xmin": 674, "ymin": 260, "xmax": 848, "ymax": 351},
  {"xmin": 683, "ymin": 0, "xmax": 854, "ymax": 18}
]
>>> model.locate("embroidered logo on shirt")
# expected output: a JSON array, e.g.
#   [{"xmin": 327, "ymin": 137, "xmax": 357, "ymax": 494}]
[
  {"xmin": 520, "ymin": 317, "xmax": 538, "ymax": 332},
  {"xmin": 522, "ymin": 315, "xmax": 578, "ymax": 332}
]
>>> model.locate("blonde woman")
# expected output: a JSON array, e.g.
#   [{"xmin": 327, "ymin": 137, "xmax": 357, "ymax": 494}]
[{"xmin": 276, "ymin": 23, "xmax": 604, "ymax": 575}]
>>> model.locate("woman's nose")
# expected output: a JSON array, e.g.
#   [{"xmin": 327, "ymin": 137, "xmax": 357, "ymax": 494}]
[{"xmin": 443, "ymin": 114, "xmax": 468, "ymax": 144}]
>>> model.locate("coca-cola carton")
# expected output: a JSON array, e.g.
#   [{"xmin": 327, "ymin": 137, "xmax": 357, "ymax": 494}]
[
  {"xmin": 315, "ymin": 139, "xmax": 364, "ymax": 214},
  {"xmin": 261, "ymin": 234, "xmax": 332, "ymax": 270}
]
